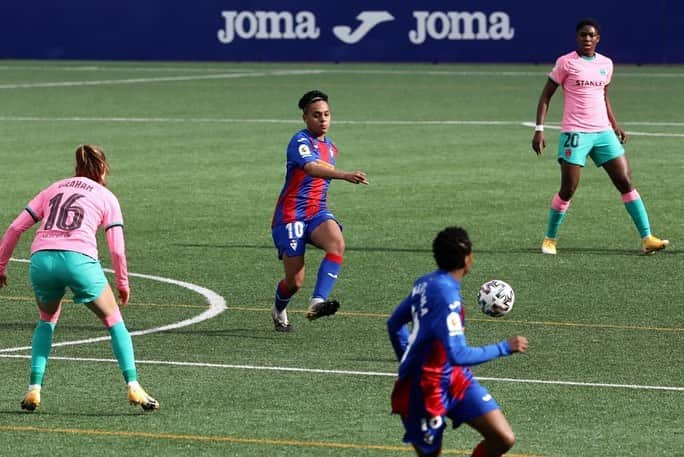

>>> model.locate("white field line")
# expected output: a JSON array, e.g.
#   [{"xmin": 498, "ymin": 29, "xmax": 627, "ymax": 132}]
[
  {"xmin": 519, "ymin": 121, "xmax": 684, "ymax": 138},
  {"xmin": 1, "ymin": 65, "xmax": 684, "ymax": 78},
  {"xmin": 1, "ymin": 116, "xmax": 682, "ymax": 138},
  {"xmin": 0, "ymin": 258, "xmax": 226, "ymax": 353},
  {"xmin": 0, "ymin": 69, "xmax": 323, "ymax": 89},
  {"xmin": 0, "ymin": 353, "xmax": 681, "ymax": 392}
]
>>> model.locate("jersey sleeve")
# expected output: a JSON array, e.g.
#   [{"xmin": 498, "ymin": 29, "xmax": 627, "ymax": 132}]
[
  {"xmin": 102, "ymin": 193, "xmax": 128, "ymax": 289},
  {"xmin": 548, "ymin": 55, "xmax": 567, "ymax": 85},
  {"xmin": 286, "ymin": 134, "xmax": 317, "ymax": 168},
  {"xmin": 387, "ymin": 294, "xmax": 413, "ymax": 361},
  {"xmin": 0, "ymin": 210, "xmax": 38, "ymax": 275},
  {"xmin": 605, "ymin": 57, "xmax": 614, "ymax": 85},
  {"xmin": 25, "ymin": 188, "xmax": 49, "ymax": 222},
  {"xmin": 437, "ymin": 291, "xmax": 512, "ymax": 366},
  {"xmin": 102, "ymin": 192, "xmax": 124, "ymax": 229}
]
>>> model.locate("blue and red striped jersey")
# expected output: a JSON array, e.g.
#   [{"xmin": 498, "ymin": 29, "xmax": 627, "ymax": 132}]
[
  {"xmin": 272, "ymin": 129, "xmax": 337, "ymax": 227},
  {"xmin": 387, "ymin": 270, "xmax": 511, "ymax": 417}
]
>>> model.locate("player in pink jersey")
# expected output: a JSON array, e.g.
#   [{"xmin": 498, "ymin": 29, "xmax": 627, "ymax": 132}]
[
  {"xmin": 532, "ymin": 18, "xmax": 668, "ymax": 255},
  {"xmin": 0, "ymin": 145, "xmax": 158, "ymax": 412},
  {"xmin": 271, "ymin": 90, "xmax": 368, "ymax": 331}
]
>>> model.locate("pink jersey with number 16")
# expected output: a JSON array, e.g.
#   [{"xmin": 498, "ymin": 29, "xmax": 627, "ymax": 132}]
[
  {"xmin": 27, "ymin": 177, "xmax": 124, "ymax": 260},
  {"xmin": 548, "ymin": 51, "xmax": 614, "ymax": 132}
]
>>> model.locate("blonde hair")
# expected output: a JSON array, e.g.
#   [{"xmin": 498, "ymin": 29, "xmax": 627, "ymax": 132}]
[{"xmin": 75, "ymin": 144, "xmax": 110, "ymax": 185}]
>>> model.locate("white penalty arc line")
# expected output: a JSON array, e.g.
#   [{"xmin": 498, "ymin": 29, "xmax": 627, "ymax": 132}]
[
  {"xmin": 0, "ymin": 354, "xmax": 681, "ymax": 392},
  {"xmin": 0, "ymin": 258, "xmax": 226, "ymax": 353}
]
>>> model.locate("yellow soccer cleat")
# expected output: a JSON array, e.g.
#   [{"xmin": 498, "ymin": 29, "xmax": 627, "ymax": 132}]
[
  {"xmin": 128, "ymin": 383, "xmax": 159, "ymax": 411},
  {"xmin": 21, "ymin": 386, "xmax": 41, "ymax": 412},
  {"xmin": 541, "ymin": 237, "xmax": 557, "ymax": 255},
  {"xmin": 642, "ymin": 235, "xmax": 669, "ymax": 254}
]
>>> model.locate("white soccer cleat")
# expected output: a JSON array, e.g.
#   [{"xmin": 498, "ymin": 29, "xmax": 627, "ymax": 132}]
[{"xmin": 272, "ymin": 306, "xmax": 293, "ymax": 332}]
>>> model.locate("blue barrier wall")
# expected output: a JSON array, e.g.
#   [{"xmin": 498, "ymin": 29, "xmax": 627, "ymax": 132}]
[{"xmin": 2, "ymin": 1, "xmax": 682, "ymax": 64}]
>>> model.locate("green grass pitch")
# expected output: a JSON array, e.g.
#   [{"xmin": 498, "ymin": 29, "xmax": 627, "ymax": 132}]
[{"xmin": 0, "ymin": 61, "xmax": 682, "ymax": 457}]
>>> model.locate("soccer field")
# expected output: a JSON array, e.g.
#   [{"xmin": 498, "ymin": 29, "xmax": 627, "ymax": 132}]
[{"xmin": 0, "ymin": 61, "xmax": 682, "ymax": 457}]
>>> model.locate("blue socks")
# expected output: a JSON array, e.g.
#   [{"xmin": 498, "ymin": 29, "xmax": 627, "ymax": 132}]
[{"xmin": 312, "ymin": 253, "xmax": 343, "ymax": 300}]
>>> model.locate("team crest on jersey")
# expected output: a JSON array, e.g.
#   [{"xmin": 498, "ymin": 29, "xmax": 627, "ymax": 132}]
[
  {"xmin": 599, "ymin": 68, "xmax": 607, "ymax": 76},
  {"xmin": 298, "ymin": 144, "xmax": 312, "ymax": 157},
  {"xmin": 448, "ymin": 300, "xmax": 461, "ymax": 310},
  {"xmin": 446, "ymin": 312, "xmax": 463, "ymax": 335}
]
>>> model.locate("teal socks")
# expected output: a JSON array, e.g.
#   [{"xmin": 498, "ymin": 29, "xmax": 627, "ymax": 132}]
[
  {"xmin": 29, "ymin": 320, "xmax": 55, "ymax": 386},
  {"xmin": 624, "ymin": 198, "xmax": 651, "ymax": 238},
  {"xmin": 109, "ymin": 322, "xmax": 138, "ymax": 383},
  {"xmin": 545, "ymin": 208, "xmax": 567, "ymax": 239}
]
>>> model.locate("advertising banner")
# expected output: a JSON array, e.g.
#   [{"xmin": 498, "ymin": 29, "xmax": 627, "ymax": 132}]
[{"xmin": 2, "ymin": 1, "xmax": 682, "ymax": 64}]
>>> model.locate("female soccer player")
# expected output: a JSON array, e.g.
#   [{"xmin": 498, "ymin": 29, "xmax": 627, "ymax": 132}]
[
  {"xmin": 532, "ymin": 18, "xmax": 668, "ymax": 255},
  {"xmin": 388, "ymin": 227, "xmax": 528, "ymax": 457},
  {"xmin": 0, "ymin": 145, "xmax": 159, "ymax": 412},
  {"xmin": 271, "ymin": 90, "xmax": 368, "ymax": 332}
]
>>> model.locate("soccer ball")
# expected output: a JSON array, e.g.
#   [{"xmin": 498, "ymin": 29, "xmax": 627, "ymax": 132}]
[{"xmin": 477, "ymin": 279, "xmax": 515, "ymax": 317}]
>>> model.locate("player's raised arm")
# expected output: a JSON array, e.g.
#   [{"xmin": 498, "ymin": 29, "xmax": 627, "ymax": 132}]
[{"xmin": 303, "ymin": 161, "xmax": 368, "ymax": 184}]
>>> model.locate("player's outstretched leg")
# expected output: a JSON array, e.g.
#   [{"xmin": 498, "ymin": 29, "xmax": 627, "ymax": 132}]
[
  {"xmin": 107, "ymin": 315, "xmax": 159, "ymax": 411},
  {"xmin": 306, "ymin": 253, "xmax": 343, "ymax": 320},
  {"xmin": 621, "ymin": 189, "xmax": 669, "ymax": 254},
  {"xmin": 542, "ymin": 194, "xmax": 571, "ymax": 255},
  {"xmin": 22, "ymin": 308, "xmax": 60, "ymax": 412}
]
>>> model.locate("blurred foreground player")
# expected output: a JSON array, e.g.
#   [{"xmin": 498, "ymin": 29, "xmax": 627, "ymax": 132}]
[{"xmin": 388, "ymin": 227, "xmax": 528, "ymax": 456}]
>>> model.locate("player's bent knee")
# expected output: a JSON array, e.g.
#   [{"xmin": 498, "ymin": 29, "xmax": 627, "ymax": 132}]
[
  {"xmin": 496, "ymin": 430, "xmax": 516, "ymax": 452},
  {"xmin": 287, "ymin": 277, "xmax": 305, "ymax": 291}
]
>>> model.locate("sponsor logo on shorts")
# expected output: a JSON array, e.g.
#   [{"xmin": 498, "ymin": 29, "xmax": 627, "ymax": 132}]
[{"xmin": 482, "ymin": 394, "xmax": 492, "ymax": 402}]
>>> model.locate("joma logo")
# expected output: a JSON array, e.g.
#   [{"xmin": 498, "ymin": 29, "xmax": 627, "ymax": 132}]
[
  {"xmin": 217, "ymin": 11, "xmax": 320, "ymax": 44},
  {"xmin": 409, "ymin": 11, "xmax": 514, "ymax": 44}
]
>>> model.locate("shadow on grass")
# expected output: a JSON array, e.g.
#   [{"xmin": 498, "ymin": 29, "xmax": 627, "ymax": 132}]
[
  {"xmin": 0, "ymin": 410, "xmax": 143, "ymax": 417},
  {"xmin": 162, "ymin": 328, "xmax": 279, "ymax": 340},
  {"xmin": 173, "ymin": 242, "xmax": 680, "ymax": 256},
  {"xmin": 0, "ymin": 322, "xmax": 117, "ymax": 332},
  {"xmin": 173, "ymin": 242, "xmax": 430, "ymax": 253}
]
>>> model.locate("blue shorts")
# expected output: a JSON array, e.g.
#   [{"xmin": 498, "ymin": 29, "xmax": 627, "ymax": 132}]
[
  {"xmin": 271, "ymin": 211, "xmax": 340, "ymax": 259},
  {"xmin": 30, "ymin": 250, "xmax": 108, "ymax": 304},
  {"xmin": 400, "ymin": 380, "xmax": 500, "ymax": 455},
  {"xmin": 557, "ymin": 130, "xmax": 624, "ymax": 167}
]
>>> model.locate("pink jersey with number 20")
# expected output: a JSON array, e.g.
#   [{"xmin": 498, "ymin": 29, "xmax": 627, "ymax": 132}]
[{"xmin": 549, "ymin": 51, "xmax": 614, "ymax": 132}]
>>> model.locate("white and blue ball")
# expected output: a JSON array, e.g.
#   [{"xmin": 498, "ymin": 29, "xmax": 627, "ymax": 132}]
[{"xmin": 477, "ymin": 279, "xmax": 515, "ymax": 317}]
